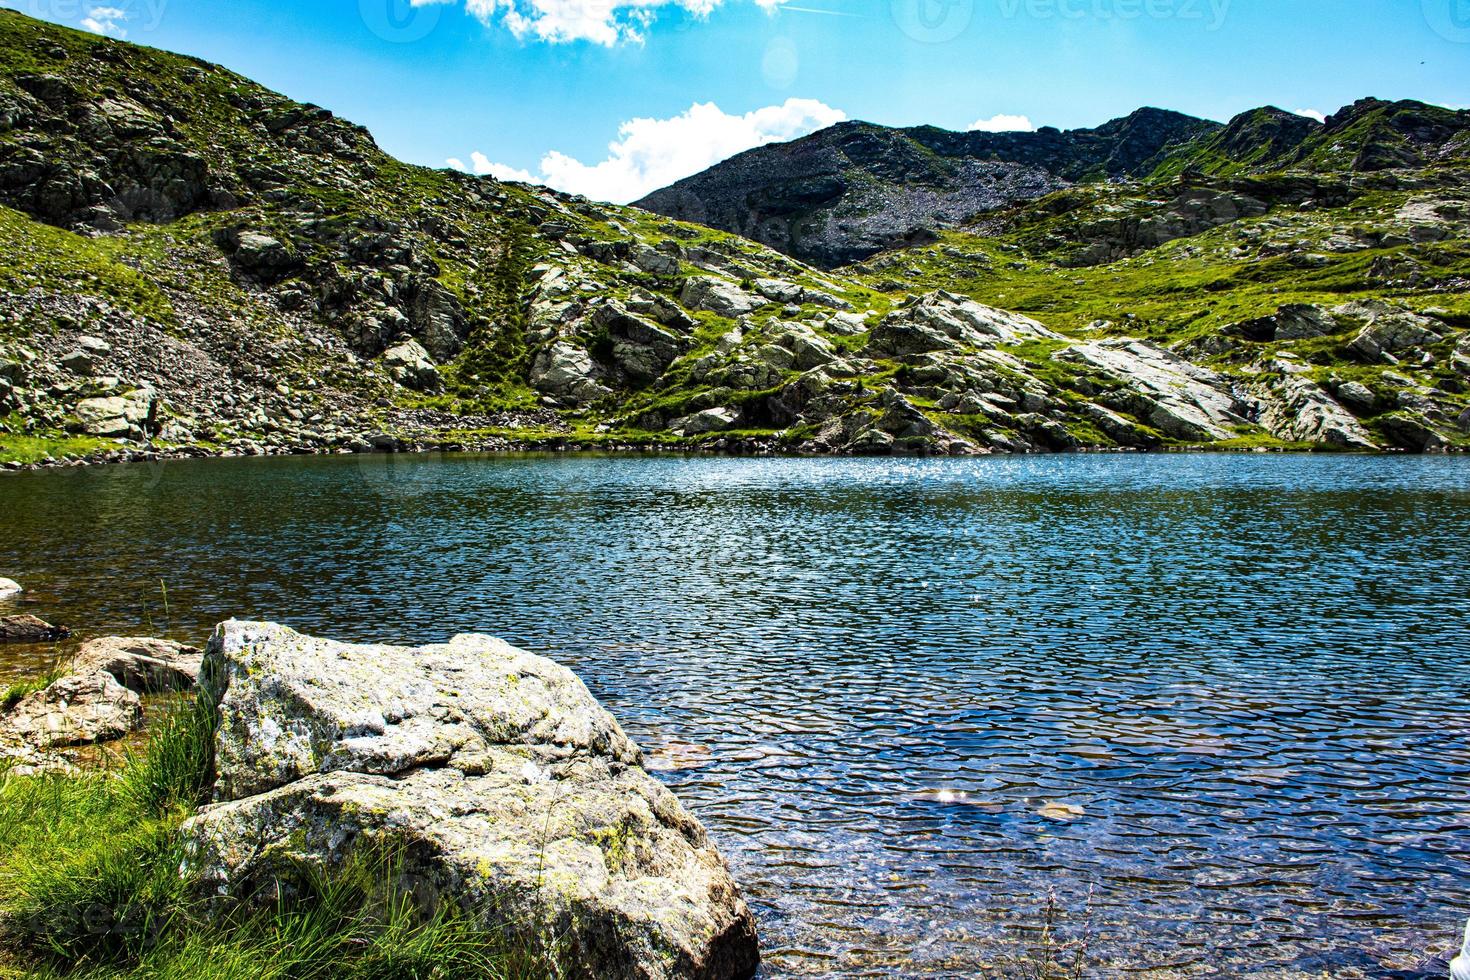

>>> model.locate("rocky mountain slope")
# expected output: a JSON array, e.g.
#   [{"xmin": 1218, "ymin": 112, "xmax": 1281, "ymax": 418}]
[
  {"xmin": 0, "ymin": 9, "xmax": 1466, "ymax": 466},
  {"xmin": 635, "ymin": 109, "xmax": 1220, "ymax": 268},
  {"xmin": 636, "ymin": 99, "xmax": 1470, "ymax": 269}
]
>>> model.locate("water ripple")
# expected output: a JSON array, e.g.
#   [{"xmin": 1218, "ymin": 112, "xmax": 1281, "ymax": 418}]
[{"xmin": 1, "ymin": 453, "xmax": 1468, "ymax": 977}]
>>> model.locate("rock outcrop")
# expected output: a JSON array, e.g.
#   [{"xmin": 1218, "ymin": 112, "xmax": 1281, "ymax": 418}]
[
  {"xmin": 181, "ymin": 621, "xmax": 760, "ymax": 980},
  {"xmin": 1254, "ymin": 366, "xmax": 1378, "ymax": 449},
  {"xmin": 1059, "ymin": 340, "xmax": 1255, "ymax": 441},
  {"xmin": 867, "ymin": 291, "xmax": 1060, "ymax": 357},
  {"xmin": 380, "ymin": 339, "xmax": 444, "ymax": 393}
]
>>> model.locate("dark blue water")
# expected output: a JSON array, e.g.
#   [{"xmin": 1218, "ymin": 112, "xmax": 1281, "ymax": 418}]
[{"xmin": 2, "ymin": 453, "xmax": 1468, "ymax": 977}]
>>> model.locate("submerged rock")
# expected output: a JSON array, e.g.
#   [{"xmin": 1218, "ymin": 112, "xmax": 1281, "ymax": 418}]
[
  {"xmin": 70, "ymin": 636, "xmax": 203, "ymax": 693},
  {"xmin": 0, "ymin": 614, "xmax": 70, "ymax": 642},
  {"xmin": 1, "ymin": 671, "xmax": 143, "ymax": 747},
  {"xmin": 181, "ymin": 621, "xmax": 760, "ymax": 980}
]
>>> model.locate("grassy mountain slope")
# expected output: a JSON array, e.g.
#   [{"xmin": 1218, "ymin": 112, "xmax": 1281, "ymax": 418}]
[{"xmin": 0, "ymin": 9, "xmax": 1465, "ymax": 468}]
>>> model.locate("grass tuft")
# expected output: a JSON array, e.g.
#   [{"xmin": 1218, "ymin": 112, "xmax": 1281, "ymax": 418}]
[{"xmin": 0, "ymin": 696, "xmax": 539, "ymax": 979}]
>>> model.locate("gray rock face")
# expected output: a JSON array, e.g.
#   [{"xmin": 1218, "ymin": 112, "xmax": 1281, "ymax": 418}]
[
  {"xmin": 679, "ymin": 277, "xmax": 763, "ymax": 318},
  {"xmin": 380, "ymin": 339, "xmax": 443, "ymax": 393},
  {"xmin": 73, "ymin": 387, "xmax": 157, "ymax": 439},
  {"xmin": 867, "ymin": 291, "xmax": 1059, "ymax": 357},
  {"xmin": 181, "ymin": 621, "xmax": 760, "ymax": 980},
  {"xmin": 591, "ymin": 305, "xmax": 688, "ymax": 385},
  {"xmin": 530, "ymin": 341, "xmax": 613, "ymax": 405},
  {"xmin": 632, "ymin": 245, "xmax": 681, "ymax": 276},
  {"xmin": 229, "ymin": 231, "xmax": 301, "ymax": 279},
  {"xmin": 753, "ymin": 279, "xmax": 851, "ymax": 311},
  {"xmin": 1333, "ymin": 380, "xmax": 1378, "ymax": 414},
  {"xmin": 60, "ymin": 349, "xmax": 95, "ymax": 375},
  {"xmin": 70, "ymin": 636, "xmax": 203, "ymax": 693},
  {"xmin": 1235, "ymin": 304, "xmax": 1340, "ymax": 341},
  {"xmin": 1060, "ymin": 340, "xmax": 1253, "ymax": 441},
  {"xmin": 1255, "ymin": 369, "xmax": 1377, "ymax": 449},
  {"xmin": 1, "ymin": 671, "xmax": 142, "ymax": 747},
  {"xmin": 671, "ymin": 407, "xmax": 740, "ymax": 436},
  {"xmin": 1344, "ymin": 306, "xmax": 1444, "ymax": 362}
]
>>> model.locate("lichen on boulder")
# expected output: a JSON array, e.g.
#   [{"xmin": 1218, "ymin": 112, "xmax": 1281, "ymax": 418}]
[{"xmin": 180, "ymin": 620, "xmax": 760, "ymax": 980}]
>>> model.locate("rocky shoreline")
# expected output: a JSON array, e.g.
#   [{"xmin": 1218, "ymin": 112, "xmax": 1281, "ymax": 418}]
[
  {"xmin": 0, "ymin": 617, "xmax": 762, "ymax": 980},
  {"xmin": 4, "ymin": 426, "xmax": 1465, "ymax": 475}
]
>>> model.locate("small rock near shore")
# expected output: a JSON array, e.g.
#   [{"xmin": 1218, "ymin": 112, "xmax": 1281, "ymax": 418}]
[
  {"xmin": 0, "ymin": 614, "xmax": 71, "ymax": 643},
  {"xmin": 1, "ymin": 671, "xmax": 143, "ymax": 747},
  {"xmin": 0, "ymin": 578, "xmax": 21, "ymax": 599},
  {"xmin": 70, "ymin": 636, "xmax": 203, "ymax": 693}
]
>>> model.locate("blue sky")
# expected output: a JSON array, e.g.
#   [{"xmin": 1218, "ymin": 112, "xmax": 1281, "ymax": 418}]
[{"xmin": 7, "ymin": 0, "xmax": 1468, "ymax": 202}]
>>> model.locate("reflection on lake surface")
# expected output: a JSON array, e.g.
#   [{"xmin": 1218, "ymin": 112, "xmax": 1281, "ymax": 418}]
[{"xmin": 1, "ymin": 453, "xmax": 1468, "ymax": 977}]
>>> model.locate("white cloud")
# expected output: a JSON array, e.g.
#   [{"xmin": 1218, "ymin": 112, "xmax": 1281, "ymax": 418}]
[
  {"xmin": 968, "ymin": 113, "xmax": 1035, "ymax": 133},
  {"xmin": 1292, "ymin": 108, "xmax": 1327, "ymax": 123},
  {"xmin": 416, "ymin": 0, "xmax": 778, "ymax": 45},
  {"xmin": 81, "ymin": 5, "xmax": 128, "ymax": 37},
  {"xmin": 448, "ymin": 97, "xmax": 845, "ymax": 203}
]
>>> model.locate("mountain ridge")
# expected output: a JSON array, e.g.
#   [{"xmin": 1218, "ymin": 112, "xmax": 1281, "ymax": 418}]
[{"xmin": 635, "ymin": 98, "xmax": 1470, "ymax": 269}]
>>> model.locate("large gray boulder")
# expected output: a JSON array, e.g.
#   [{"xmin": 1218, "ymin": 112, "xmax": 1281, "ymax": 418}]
[
  {"xmin": 679, "ymin": 276, "xmax": 762, "ymax": 318},
  {"xmin": 380, "ymin": 339, "xmax": 443, "ymax": 393},
  {"xmin": 73, "ymin": 387, "xmax": 157, "ymax": 439},
  {"xmin": 530, "ymin": 341, "xmax": 614, "ymax": 405},
  {"xmin": 670, "ymin": 407, "xmax": 740, "ymax": 437},
  {"xmin": 181, "ymin": 621, "xmax": 759, "ymax": 980}
]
